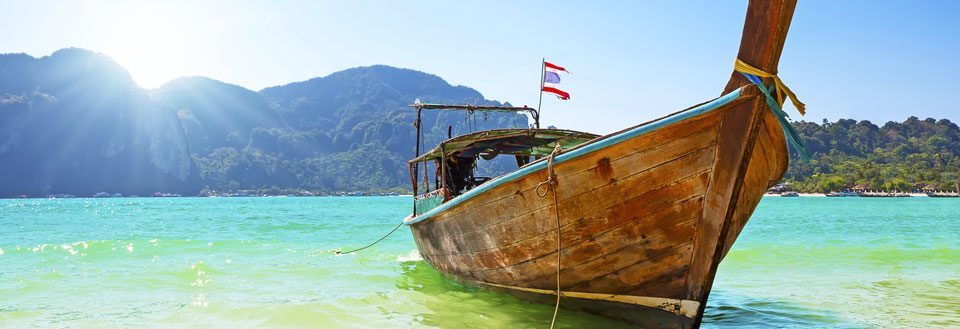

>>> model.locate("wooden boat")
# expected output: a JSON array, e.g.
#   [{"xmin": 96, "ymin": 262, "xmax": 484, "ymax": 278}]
[{"xmin": 403, "ymin": 0, "xmax": 805, "ymax": 327}]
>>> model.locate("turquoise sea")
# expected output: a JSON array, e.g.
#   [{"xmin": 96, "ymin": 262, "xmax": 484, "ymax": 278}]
[{"xmin": 1, "ymin": 196, "xmax": 957, "ymax": 328}]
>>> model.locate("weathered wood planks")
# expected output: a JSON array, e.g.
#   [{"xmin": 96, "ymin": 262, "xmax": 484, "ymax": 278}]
[{"xmin": 407, "ymin": 1, "xmax": 798, "ymax": 327}]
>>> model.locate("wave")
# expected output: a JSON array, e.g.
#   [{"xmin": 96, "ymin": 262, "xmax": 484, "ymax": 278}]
[{"xmin": 396, "ymin": 250, "xmax": 422, "ymax": 262}]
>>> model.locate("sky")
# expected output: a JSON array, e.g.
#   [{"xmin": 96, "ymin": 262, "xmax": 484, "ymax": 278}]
[{"xmin": 1, "ymin": 1, "xmax": 958, "ymax": 133}]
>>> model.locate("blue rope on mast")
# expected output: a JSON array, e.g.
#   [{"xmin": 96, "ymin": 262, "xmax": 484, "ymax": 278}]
[{"xmin": 740, "ymin": 72, "xmax": 812, "ymax": 160}]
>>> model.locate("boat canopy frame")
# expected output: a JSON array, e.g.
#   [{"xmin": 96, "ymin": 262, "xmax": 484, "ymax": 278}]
[
  {"xmin": 409, "ymin": 128, "xmax": 599, "ymax": 164},
  {"xmin": 409, "ymin": 101, "xmax": 563, "ymax": 214},
  {"xmin": 411, "ymin": 100, "xmax": 541, "ymax": 129}
]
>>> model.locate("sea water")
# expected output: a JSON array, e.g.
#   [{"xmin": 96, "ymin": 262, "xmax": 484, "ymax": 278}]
[{"xmin": 0, "ymin": 196, "xmax": 957, "ymax": 328}]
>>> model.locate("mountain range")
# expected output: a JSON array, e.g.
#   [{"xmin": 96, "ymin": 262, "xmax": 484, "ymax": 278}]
[
  {"xmin": 0, "ymin": 48, "xmax": 526, "ymax": 197},
  {"xmin": 2, "ymin": 48, "xmax": 957, "ymax": 197}
]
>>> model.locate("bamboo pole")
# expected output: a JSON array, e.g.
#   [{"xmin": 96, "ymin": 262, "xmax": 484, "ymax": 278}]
[
  {"xmin": 412, "ymin": 108, "xmax": 422, "ymax": 213},
  {"xmin": 535, "ymin": 58, "xmax": 544, "ymax": 129}
]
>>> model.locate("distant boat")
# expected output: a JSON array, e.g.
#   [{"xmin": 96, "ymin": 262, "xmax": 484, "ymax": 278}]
[
  {"xmin": 858, "ymin": 191, "xmax": 912, "ymax": 198},
  {"xmin": 151, "ymin": 192, "xmax": 182, "ymax": 197},
  {"xmin": 826, "ymin": 191, "xmax": 859, "ymax": 197},
  {"xmin": 926, "ymin": 191, "xmax": 960, "ymax": 198},
  {"xmin": 401, "ymin": 0, "xmax": 806, "ymax": 327},
  {"xmin": 781, "ymin": 192, "xmax": 800, "ymax": 197}
]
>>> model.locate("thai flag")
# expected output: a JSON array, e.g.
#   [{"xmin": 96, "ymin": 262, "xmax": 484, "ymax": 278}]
[{"xmin": 542, "ymin": 61, "xmax": 570, "ymax": 100}]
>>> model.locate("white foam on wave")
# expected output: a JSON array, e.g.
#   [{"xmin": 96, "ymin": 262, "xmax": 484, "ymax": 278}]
[
  {"xmin": 396, "ymin": 250, "xmax": 423, "ymax": 262},
  {"xmin": 60, "ymin": 244, "xmax": 78, "ymax": 255},
  {"xmin": 31, "ymin": 244, "xmax": 49, "ymax": 253}
]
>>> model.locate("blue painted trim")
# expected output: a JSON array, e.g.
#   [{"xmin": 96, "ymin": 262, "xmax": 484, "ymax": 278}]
[{"xmin": 404, "ymin": 87, "xmax": 745, "ymax": 225}]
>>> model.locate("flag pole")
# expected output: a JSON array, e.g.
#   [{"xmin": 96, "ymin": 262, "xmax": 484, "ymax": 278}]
[{"xmin": 535, "ymin": 57, "xmax": 544, "ymax": 129}]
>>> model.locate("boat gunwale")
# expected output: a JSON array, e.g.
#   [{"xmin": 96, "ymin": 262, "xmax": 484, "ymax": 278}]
[{"xmin": 404, "ymin": 86, "xmax": 746, "ymax": 225}]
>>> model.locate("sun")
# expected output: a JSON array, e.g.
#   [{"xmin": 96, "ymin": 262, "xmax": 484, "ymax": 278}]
[{"xmin": 101, "ymin": 7, "xmax": 188, "ymax": 89}]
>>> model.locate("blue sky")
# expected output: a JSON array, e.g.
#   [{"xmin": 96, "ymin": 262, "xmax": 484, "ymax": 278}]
[{"xmin": 1, "ymin": 1, "xmax": 958, "ymax": 133}]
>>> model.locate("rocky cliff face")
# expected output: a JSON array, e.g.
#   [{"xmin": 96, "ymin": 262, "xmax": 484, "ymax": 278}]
[
  {"xmin": 0, "ymin": 48, "xmax": 197, "ymax": 196},
  {"xmin": 0, "ymin": 50, "xmax": 527, "ymax": 196}
]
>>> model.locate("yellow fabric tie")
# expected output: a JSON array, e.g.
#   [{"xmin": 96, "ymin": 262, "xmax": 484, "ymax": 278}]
[{"xmin": 734, "ymin": 58, "xmax": 806, "ymax": 116}]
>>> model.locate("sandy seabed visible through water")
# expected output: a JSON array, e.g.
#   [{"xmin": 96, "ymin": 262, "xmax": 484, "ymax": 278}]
[{"xmin": 0, "ymin": 196, "xmax": 957, "ymax": 328}]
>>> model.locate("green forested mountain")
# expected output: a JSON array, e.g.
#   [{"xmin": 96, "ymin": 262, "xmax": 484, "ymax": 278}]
[
  {"xmin": 0, "ymin": 49, "xmax": 200, "ymax": 196},
  {"xmin": 785, "ymin": 118, "xmax": 960, "ymax": 192},
  {"xmin": 1, "ymin": 48, "xmax": 956, "ymax": 196},
  {"xmin": 185, "ymin": 65, "xmax": 527, "ymax": 193},
  {"xmin": 0, "ymin": 49, "xmax": 526, "ymax": 196}
]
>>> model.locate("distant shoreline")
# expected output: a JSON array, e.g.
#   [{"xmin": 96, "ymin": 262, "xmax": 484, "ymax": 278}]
[
  {"xmin": 763, "ymin": 193, "xmax": 935, "ymax": 198},
  {"xmin": 5, "ymin": 193, "xmax": 955, "ymax": 200},
  {"xmin": 0, "ymin": 194, "xmax": 414, "ymax": 200}
]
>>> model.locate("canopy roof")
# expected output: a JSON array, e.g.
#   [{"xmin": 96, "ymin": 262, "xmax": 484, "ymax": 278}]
[
  {"xmin": 410, "ymin": 128, "xmax": 599, "ymax": 163},
  {"xmin": 410, "ymin": 101, "xmax": 538, "ymax": 114}
]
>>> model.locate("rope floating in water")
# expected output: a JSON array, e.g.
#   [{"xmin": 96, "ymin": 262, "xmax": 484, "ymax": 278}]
[{"xmin": 334, "ymin": 221, "xmax": 404, "ymax": 255}]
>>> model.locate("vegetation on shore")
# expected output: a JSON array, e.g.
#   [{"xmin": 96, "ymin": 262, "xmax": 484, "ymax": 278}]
[
  {"xmin": 194, "ymin": 116, "xmax": 960, "ymax": 196},
  {"xmin": 784, "ymin": 117, "xmax": 960, "ymax": 193}
]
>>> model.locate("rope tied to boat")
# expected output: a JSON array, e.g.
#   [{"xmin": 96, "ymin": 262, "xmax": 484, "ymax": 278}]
[
  {"xmin": 334, "ymin": 221, "xmax": 404, "ymax": 255},
  {"xmin": 536, "ymin": 144, "xmax": 564, "ymax": 197},
  {"xmin": 535, "ymin": 143, "xmax": 564, "ymax": 329},
  {"xmin": 734, "ymin": 59, "xmax": 805, "ymax": 115},
  {"xmin": 734, "ymin": 59, "xmax": 812, "ymax": 160}
]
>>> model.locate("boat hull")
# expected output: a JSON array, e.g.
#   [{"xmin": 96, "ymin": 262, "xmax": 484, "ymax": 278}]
[
  {"xmin": 408, "ymin": 87, "xmax": 789, "ymax": 328},
  {"xmin": 406, "ymin": 0, "xmax": 798, "ymax": 326}
]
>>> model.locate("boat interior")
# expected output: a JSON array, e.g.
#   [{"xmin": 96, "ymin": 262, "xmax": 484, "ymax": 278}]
[{"xmin": 409, "ymin": 127, "xmax": 598, "ymax": 214}]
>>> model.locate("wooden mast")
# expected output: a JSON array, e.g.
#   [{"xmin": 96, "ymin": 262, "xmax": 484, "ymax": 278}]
[
  {"xmin": 723, "ymin": 0, "xmax": 797, "ymax": 94},
  {"xmin": 691, "ymin": 0, "xmax": 798, "ymax": 327}
]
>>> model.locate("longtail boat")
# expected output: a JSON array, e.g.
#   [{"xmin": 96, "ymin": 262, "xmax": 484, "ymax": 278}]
[{"xmin": 402, "ymin": 0, "xmax": 806, "ymax": 327}]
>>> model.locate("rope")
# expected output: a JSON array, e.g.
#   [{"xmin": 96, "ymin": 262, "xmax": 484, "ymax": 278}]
[
  {"xmin": 536, "ymin": 144, "xmax": 563, "ymax": 197},
  {"xmin": 334, "ymin": 221, "xmax": 404, "ymax": 254},
  {"xmin": 547, "ymin": 185, "xmax": 562, "ymax": 329},
  {"xmin": 738, "ymin": 72, "xmax": 812, "ymax": 160},
  {"xmin": 734, "ymin": 58, "xmax": 806, "ymax": 115},
  {"xmin": 535, "ymin": 144, "xmax": 564, "ymax": 329},
  {"xmin": 734, "ymin": 59, "xmax": 812, "ymax": 160}
]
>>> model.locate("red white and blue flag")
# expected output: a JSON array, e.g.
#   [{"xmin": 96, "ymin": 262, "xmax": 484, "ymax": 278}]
[{"xmin": 542, "ymin": 61, "xmax": 570, "ymax": 100}]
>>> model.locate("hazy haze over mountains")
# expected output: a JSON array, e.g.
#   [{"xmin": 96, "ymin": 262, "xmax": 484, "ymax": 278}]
[
  {"xmin": 0, "ymin": 48, "xmax": 527, "ymax": 196},
  {"xmin": 5, "ymin": 48, "xmax": 954, "ymax": 197}
]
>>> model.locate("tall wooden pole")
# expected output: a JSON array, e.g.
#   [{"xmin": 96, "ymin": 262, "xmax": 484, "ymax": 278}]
[
  {"xmin": 440, "ymin": 144, "xmax": 447, "ymax": 191},
  {"xmin": 695, "ymin": 1, "xmax": 799, "ymax": 327},
  {"xmin": 412, "ymin": 108, "xmax": 422, "ymax": 213},
  {"xmin": 535, "ymin": 58, "xmax": 545, "ymax": 129}
]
